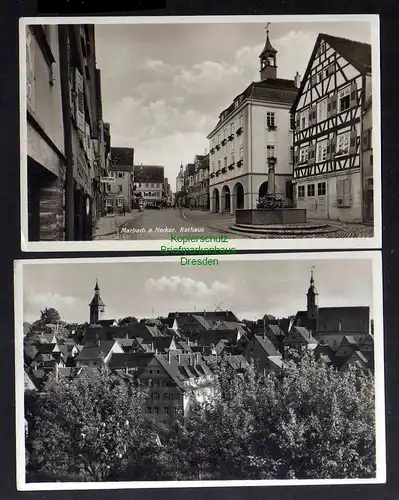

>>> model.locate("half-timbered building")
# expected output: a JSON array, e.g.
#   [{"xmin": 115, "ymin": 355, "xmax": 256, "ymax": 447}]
[{"xmin": 291, "ymin": 34, "xmax": 372, "ymax": 222}]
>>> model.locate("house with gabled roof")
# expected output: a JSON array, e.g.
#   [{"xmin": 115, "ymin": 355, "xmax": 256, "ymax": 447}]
[
  {"xmin": 108, "ymin": 351, "xmax": 215, "ymax": 428},
  {"xmin": 75, "ymin": 339, "xmax": 124, "ymax": 367},
  {"xmin": 244, "ymin": 333, "xmax": 284, "ymax": 372},
  {"xmin": 291, "ymin": 33, "xmax": 373, "ymax": 222},
  {"xmin": 283, "ymin": 326, "xmax": 318, "ymax": 356}
]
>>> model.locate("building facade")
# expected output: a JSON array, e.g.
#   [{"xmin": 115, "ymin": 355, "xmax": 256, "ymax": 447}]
[
  {"xmin": 176, "ymin": 164, "xmax": 184, "ymax": 194},
  {"xmin": 106, "ymin": 147, "xmax": 134, "ymax": 213},
  {"xmin": 133, "ymin": 165, "xmax": 165, "ymax": 208},
  {"xmin": 187, "ymin": 154, "xmax": 210, "ymax": 209},
  {"xmin": 291, "ymin": 34, "xmax": 372, "ymax": 222},
  {"xmin": 207, "ymin": 30, "xmax": 298, "ymax": 214},
  {"xmin": 26, "ymin": 24, "xmax": 106, "ymax": 241}
]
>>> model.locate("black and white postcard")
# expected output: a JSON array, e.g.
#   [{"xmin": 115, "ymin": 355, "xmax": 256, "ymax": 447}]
[
  {"xmin": 20, "ymin": 15, "xmax": 381, "ymax": 252},
  {"xmin": 15, "ymin": 252, "xmax": 385, "ymax": 489}
]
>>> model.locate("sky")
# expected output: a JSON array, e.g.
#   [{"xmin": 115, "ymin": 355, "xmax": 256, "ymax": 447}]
[
  {"xmin": 94, "ymin": 19, "xmax": 372, "ymax": 188},
  {"xmin": 22, "ymin": 257, "xmax": 373, "ymax": 324}
]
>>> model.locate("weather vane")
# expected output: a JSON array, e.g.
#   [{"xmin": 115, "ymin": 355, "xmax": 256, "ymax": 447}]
[{"xmin": 266, "ymin": 22, "xmax": 270, "ymax": 34}]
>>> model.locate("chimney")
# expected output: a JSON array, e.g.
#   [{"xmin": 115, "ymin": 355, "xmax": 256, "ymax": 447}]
[{"xmin": 294, "ymin": 71, "xmax": 301, "ymax": 88}]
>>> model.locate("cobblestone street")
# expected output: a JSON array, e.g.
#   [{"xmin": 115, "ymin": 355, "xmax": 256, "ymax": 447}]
[{"xmin": 182, "ymin": 209, "xmax": 374, "ymax": 239}]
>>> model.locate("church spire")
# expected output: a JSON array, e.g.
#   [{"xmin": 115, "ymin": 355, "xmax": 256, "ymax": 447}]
[
  {"xmin": 259, "ymin": 23, "xmax": 278, "ymax": 81},
  {"xmin": 89, "ymin": 279, "xmax": 105, "ymax": 325},
  {"xmin": 306, "ymin": 266, "xmax": 319, "ymax": 320}
]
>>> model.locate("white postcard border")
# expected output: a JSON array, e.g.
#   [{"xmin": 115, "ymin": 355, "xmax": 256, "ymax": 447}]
[
  {"xmin": 19, "ymin": 14, "xmax": 382, "ymax": 252},
  {"xmin": 15, "ymin": 251, "xmax": 386, "ymax": 490}
]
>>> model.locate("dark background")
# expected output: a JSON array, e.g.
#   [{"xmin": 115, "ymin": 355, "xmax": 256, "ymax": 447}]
[{"xmin": 0, "ymin": 0, "xmax": 398, "ymax": 498}]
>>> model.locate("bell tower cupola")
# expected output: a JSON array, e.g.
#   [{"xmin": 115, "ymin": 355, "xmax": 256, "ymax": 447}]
[
  {"xmin": 306, "ymin": 267, "xmax": 319, "ymax": 320},
  {"xmin": 89, "ymin": 279, "xmax": 105, "ymax": 325},
  {"xmin": 259, "ymin": 24, "xmax": 278, "ymax": 81}
]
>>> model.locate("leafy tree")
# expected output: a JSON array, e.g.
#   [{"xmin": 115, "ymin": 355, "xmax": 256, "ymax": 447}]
[
  {"xmin": 174, "ymin": 354, "xmax": 375, "ymax": 480},
  {"xmin": 118, "ymin": 316, "xmax": 138, "ymax": 326},
  {"xmin": 27, "ymin": 368, "xmax": 148, "ymax": 481},
  {"xmin": 251, "ymin": 353, "xmax": 375, "ymax": 479},
  {"xmin": 31, "ymin": 308, "xmax": 61, "ymax": 330}
]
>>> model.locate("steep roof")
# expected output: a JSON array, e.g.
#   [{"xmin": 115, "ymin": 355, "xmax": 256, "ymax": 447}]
[
  {"xmin": 320, "ymin": 33, "xmax": 371, "ymax": 74},
  {"xmin": 133, "ymin": 165, "xmax": 164, "ymax": 183},
  {"xmin": 110, "ymin": 147, "xmax": 134, "ymax": 166},
  {"xmin": 75, "ymin": 340, "xmax": 117, "ymax": 362},
  {"xmin": 254, "ymin": 334, "xmax": 280, "ymax": 357},
  {"xmin": 294, "ymin": 306, "xmax": 369, "ymax": 334},
  {"xmin": 291, "ymin": 33, "xmax": 372, "ymax": 113},
  {"xmin": 208, "ymin": 78, "xmax": 297, "ymax": 137},
  {"xmin": 168, "ymin": 311, "xmax": 240, "ymax": 322},
  {"xmin": 290, "ymin": 326, "xmax": 318, "ymax": 344}
]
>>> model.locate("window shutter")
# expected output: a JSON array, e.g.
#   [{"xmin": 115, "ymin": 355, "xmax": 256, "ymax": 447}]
[
  {"xmin": 308, "ymin": 108, "xmax": 313, "ymax": 126},
  {"xmin": 327, "ymin": 96, "xmax": 332, "ymax": 118},
  {"xmin": 294, "ymin": 147, "xmax": 299, "ymax": 164},
  {"xmin": 296, "ymin": 115, "xmax": 300, "ymax": 131},
  {"xmin": 75, "ymin": 68, "xmax": 85, "ymax": 132},
  {"xmin": 343, "ymin": 178, "xmax": 351, "ymax": 206},
  {"xmin": 326, "ymin": 139, "xmax": 331, "ymax": 159},
  {"xmin": 336, "ymin": 178, "xmax": 344, "ymax": 206},
  {"xmin": 308, "ymin": 144, "xmax": 315, "ymax": 165},
  {"xmin": 349, "ymin": 128, "xmax": 357, "ymax": 155},
  {"xmin": 85, "ymin": 122, "xmax": 90, "ymax": 155},
  {"xmin": 350, "ymin": 82, "xmax": 358, "ymax": 107},
  {"xmin": 330, "ymin": 135, "xmax": 337, "ymax": 157},
  {"xmin": 331, "ymin": 93, "xmax": 338, "ymax": 114}
]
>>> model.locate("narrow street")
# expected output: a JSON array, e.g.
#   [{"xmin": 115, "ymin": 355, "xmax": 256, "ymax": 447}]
[{"xmin": 118, "ymin": 208, "xmax": 234, "ymax": 240}]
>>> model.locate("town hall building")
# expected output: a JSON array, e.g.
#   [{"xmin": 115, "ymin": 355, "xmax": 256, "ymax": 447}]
[{"xmin": 207, "ymin": 28, "xmax": 299, "ymax": 214}]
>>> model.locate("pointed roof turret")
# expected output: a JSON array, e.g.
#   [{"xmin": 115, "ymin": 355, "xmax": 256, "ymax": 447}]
[
  {"xmin": 89, "ymin": 280, "xmax": 105, "ymax": 307},
  {"xmin": 259, "ymin": 24, "xmax": 277, "ymax": 58}
]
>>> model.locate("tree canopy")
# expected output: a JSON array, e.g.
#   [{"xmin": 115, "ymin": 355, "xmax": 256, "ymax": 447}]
[
  {"xmin": 26, "ymin": 353, "xmax": 375, "ymax": 482},
  {"xmin": 27, "ymin": 369, "xmax": 148, "ymax": 481},
  {"xmin": 31, "ymin": 308, "xmax": 61, "ymax": 330}
]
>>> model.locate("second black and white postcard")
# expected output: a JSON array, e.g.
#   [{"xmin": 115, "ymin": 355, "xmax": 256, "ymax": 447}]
[{"xmin": 15, "ymin": 252, "xmax": 385, "ymax": 490}]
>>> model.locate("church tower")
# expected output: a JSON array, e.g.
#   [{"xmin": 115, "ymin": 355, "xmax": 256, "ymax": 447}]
[
  {"xmin": 306, "ymin": 268, "xmax": 319, "ymax": 320},
  {"xmin": 259, "ymin": 25, "xmax": 278, "ymax": 81},
  {"xmin": 89, "ymin": 279, "xmax": 105, "ymax": 325}
]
